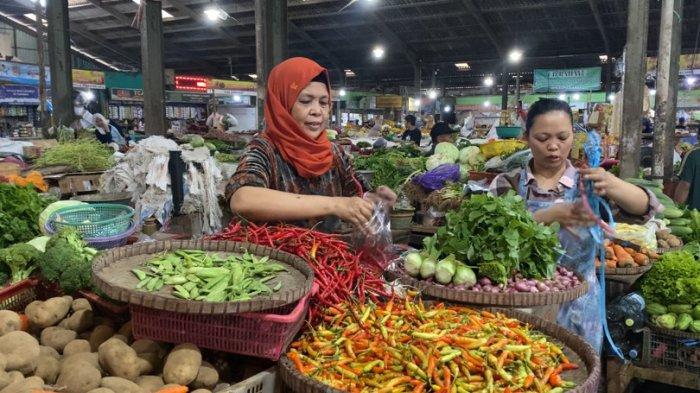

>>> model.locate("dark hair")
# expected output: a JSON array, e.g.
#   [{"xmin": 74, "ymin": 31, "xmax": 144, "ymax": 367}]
[
  {"xmin": 433, "ymin": 113, "xmax": 441, "ymax": 123},
  {"xmin": 311, "ymin": 72, "xmax": 328, "ymax": 84},
  {"xmin": 525, "ymin": 98, "xmax": 573, "ymax": 135},
  {"xmin": 405, "ymin": 114, "xmax": 416, "ymax": 126}
]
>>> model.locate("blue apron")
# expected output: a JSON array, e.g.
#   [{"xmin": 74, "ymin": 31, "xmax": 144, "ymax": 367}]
[{"xmin": 518, "ymin": 169, "xmax": 603, "ymax": 352}]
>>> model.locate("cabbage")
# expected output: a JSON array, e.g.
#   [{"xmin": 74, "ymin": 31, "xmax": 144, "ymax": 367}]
[
  {"xmin": 426, "ymin": 154, "xmax": 453, "ymax": 171},
  {"xmin": 453, "ymin": 264, "xmax": 477, "ymax": 287},
  {"xmin": 459, "ymin": 164, "xmax": 470, "ymax": 182},
  {"xmin": 435, "ymin": 142, "xmax": 459, "ymax": 162},
  {"xmin": 459, "ymin": 146, "xmax": 482, "ymax": 165},
  {"xmin": 435, "ymin": 255, "xmax": 457, "ymax": 284},
  {"xmin": 404, "ymin": 252, "xmax": 423, "ymax": 277}
]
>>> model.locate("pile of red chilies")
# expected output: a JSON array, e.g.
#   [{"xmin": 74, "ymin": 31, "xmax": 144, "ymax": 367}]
[{"xmin": 207, "ymin": 222, "xmax": 388, "ymax": 321}]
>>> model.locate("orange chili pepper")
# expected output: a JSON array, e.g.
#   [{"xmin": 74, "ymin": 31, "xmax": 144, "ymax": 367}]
[
  {"xmin": 549, "ymin": 373, "xmax": 563, "ymax": 387},
  {"xmin": 523, "ymin": 374, "xmax": 534, "ymax": 388},
  {"xmin": 442, "ymin": 365, "xmax": 451, "ymax": 389}
]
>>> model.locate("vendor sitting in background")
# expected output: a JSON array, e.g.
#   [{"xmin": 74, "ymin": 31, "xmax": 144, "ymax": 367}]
[
  {"xmin": 489, "ymin": 98, "xmax": 659, "ymax": 352},
  {"xmin": 429, "ymin": 113, "xmax": 458, "ymax": 154},
  {"xmin": 93, "ymin": 113, "xmax": 127, "ymax": 148},
  {"xmin": 400, "ymin": 114, "xmax": 421, "ymax": 146},
  {"xmin": 226, "ymin": 57, "xmax": 396, "ymax": 232}
]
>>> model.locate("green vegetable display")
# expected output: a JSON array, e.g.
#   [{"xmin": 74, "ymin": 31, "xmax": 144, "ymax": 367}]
[
  {"xmin": 35, "ymin": 138, "xmax": 114, "ymax": 172},
  {"xmin": 0, "ymin": 183, "xmax": 53, "ymax": 248},
  {"xmin": 646, "ymin": 303, "xmax": 667, "ymax": 316},
  {"xmin": 640, "ymin": 250, "xmax": 700, "ymax": 306},
  {"xmin": 132, "ymin": 250, "xmax": 286, "ymax": 302},
  {"xmin": 0, "ymin": 243, "xmax": 42, "ymax": 284},
  {"xmin": 676, "ymin": 313, "xmax": 693, "ymax": 330},
  {"xmin": 353, "ymin": 150, "xmax": 426, "ymax": 191},
  {"xmin": 38, "ymin": 228, "xmax": 98, "ymax": 293},
  {"xmin": 434, "ymin": 192, "xmax": 562, "ymax": 284},
  {"xmin": 655, "ymin": 313, "xmax": 677, "ymax": 329},
  {"xmin": 214, "ymin": 151, "xmax": 240, "ymax": 163}
]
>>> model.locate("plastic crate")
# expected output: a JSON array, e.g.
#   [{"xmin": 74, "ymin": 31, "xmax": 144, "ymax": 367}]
[
  {"xmin": 0, "ymin": 279, "xmax": 38, "ymax": 311},
  {"xmin": 642, "ymin": 326, "xmax": 700, "ymax": 374},
  {"xmin": 224, "ymin": 367, "xmax": 278, "ymax": 393},
  {"xmin": 131, "ymin": 286, "xmax": 314, "ymax": 360}
]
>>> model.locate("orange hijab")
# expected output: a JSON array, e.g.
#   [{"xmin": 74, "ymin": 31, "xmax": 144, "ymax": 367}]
[{"xmin": 264, "ymin": 57, "xmax": 334, "ymax": 179}]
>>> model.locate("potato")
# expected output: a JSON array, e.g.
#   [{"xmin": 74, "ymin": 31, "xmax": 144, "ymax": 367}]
[
  {"xmin": 87, "ymin": 389, "xmax": 115, "ymax": 393},
  {"xmin": 60, "ymin": 309, "xmax": 94, "ymax": 333},
  {"xmin": 89, "ymin": 325, "xmax": 115, "ymax": 352},
  {"xmin": 192, "ymin": 390, "xmax": 212, "ymax": 393},
  {"xmin": 100, "ymin": 376, "xmax": 144, "ymax": 393},
  {"xmin": 34, "ymin": 355, "xmax": 60, "ymax": 384},
  {"xmin": 118, "ymin": 321, "xmax": 133, "ymax": 341},
  {"xmin": 5, "ymin": 373, "xmax": 21, "ymax": 385},
  {"xmin": 62, "ymin": 353, "xmax": 101, "ymax": 373},
  {"xmin": 0, "ymin": 354, "xmax": 6, "ymax": 372},
  {"xmin": 131, "ymin": 339, "xmax": 166, "ymax": 374},
  {"xmin": 0, "ymin": 372, "xmax": 10, "ymax": 390},
  {"xmin": 111, "ymin": 334, "xmax": 128, "ymax": 344},
  {"xmin": 64, "ymin": 339, "xmax": 92, "ymax": 357},
  {"xmin": 56, "ymin": 363, "xmax": 101, "ymax": 393},
  {"xmin": 24, "ymin": 296, "xmax": 72, "ymax": 328},
  {"xmin": 72, "ymin": 298, "xmax": 92, "ymax": 312},
  {"xmin": 0, "ymin": 375, "xmax": 43, "ymax": 393},
  {"xmin": 162, "ymin": 343, "xmax": 201, "ymax": 385},
  {"xmin": 136, "ymin": 375, "xmax": 164, "ymax": 392},
  {"xmin": 39, "ymin": 345, "xmax": 60, "ymax": 360},
  {"xmin": 41, "ymin": 326, "xmax": 77, "ymax": 352},
  {"xmin": 0, "ymin": 331, "xmax": 39, "ymax": 373},
  {"xmin": 97, "ymin": 338, "xmax": 141, "ymax": 381},
  {"xmin": 0, "ymin": 311, "xmax": 21, "ymax": 337},
  {"xmin": 190, "ymin": 362, "xmax": 218, "ymax": 389}
]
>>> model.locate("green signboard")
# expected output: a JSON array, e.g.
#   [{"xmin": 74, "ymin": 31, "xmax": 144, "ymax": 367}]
[{"xmin": 533, "ymin": 67, "xmax": 601, "ymax": 92}]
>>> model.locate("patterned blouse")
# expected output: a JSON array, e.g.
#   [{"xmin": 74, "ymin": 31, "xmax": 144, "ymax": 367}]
[{"xmin": 225, "ymin": 134, "xmax": 369, "ymax": 230}]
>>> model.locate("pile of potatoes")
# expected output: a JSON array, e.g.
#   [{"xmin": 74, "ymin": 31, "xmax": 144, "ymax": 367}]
[{"xmin": 0, "ymin": 296, "xmax": 225, "ymax": 393}]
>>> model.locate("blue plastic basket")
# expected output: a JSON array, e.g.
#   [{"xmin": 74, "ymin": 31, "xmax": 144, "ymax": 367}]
[
  {"xmin": 48, "ymin": 203, "xmax": 135, "ymax": 238},
  {"xmin": 85, "ymin": 221, "xmax": 138, "ymax": 250}
]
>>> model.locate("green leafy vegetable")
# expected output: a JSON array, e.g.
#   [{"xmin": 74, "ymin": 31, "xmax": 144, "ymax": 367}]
[
  {"xmin": 433, "ymin": 192, "xmax": 561, "ymax": 284},
  {"xmin": 354, "ymin": 150, "xmax": 426, "ymax": 192},
  {"xmin": 640, "ymin": 250, "xmax": 700, "ymax": 305},
  {"xmin": 0, "ymin": 243, "xmax": 42, "ymax": 283},
  {"xmin": 39, "ymin": 228, "xmax": 98, "ymax": 294},
  {"xmin": 35, "ymin": 138, "xmax": 114, "ymax": 172},
  {"xmin": 0, "ymin": 183, "xmax": 53, "ymax": 248}
]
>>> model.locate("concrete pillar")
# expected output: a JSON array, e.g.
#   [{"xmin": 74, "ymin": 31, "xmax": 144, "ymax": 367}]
[
  {"xmin": 619, "ymin": 0, "xmax": 649, "ymax": 179},
  {"xmin": 255, "ymin": 0, "xmax": 288, "ymax": 125},
  {"xmin": 664, "ymin": 0, "xmax": 684, "ymax": 177},
  {"xmin": 35, "ymin": 1, "xmax": 47, "ymax": 134},
  {"xmin": 141, "ymin": 0, "xmax": 167, "ymax": 135},
  {"xmin": 501, "ymin": 68, "xmax": 509, "ymax": 110},
  {"xmin": 652, "ymin": 0, "xmax": 684, "ymax": 180},
  {"xmin": 46, "ymin": 0, "xmax": 73, "ymax": 128}
]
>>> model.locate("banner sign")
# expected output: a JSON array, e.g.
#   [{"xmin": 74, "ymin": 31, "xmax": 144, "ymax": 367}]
[
  {"xmin": 210, "ymin": 79, "xmax": 256, "ymax": 91},
  {"xmin": 72, "ymin": 69, "xmax": 105, "ymax": 89},
  {"xmin": 0, "ymin": 84, "xmax": 39, "ymax": 104},
  {"xmin": 533, "ymin": 67, "xmax": 601, "ymax": 92},
  {"xmin": 110, "ymin": 88, "xmax": 143, "ymax": 102},
  {"xmin": 0, "ymin": 61, "xmax": 105, "ymax": 89},
  {"xmin": 375, "ymin": 95, "xmax": 403, "ymax": 108},
  {"xmin": 165, "ymin": 91, "xmax": 210, "ymax": 104}
]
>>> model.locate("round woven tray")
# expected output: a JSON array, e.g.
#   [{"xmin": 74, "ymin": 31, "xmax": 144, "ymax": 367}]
[
  {"xmin": 647, "ymin": 322, "xmax": 700, "ymax": 339},
  {"xmin": 92, "ymin": 240, "xmax": 314, "ymax": 314},
  {"xmin": 386, "ymin": 269, "xmax": 588, "ymax": 307},
  {"xmin": 604, "ymin": 263, "xmax": 653, "ymax": 276},
  {"xmin": 279, "ymin": 307, "xmax": 601, "ymax": 393}
]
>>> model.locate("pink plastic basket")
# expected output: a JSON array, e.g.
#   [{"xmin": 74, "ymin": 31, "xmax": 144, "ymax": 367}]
[{"xmin": 130, "ymin": 285, "xmax": 316, "ymax": 360}]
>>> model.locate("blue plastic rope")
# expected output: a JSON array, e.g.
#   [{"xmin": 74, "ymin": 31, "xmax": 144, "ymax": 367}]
[{"xmin": 583, "ymin": 131, "xmax": 625, "ymax": 360}]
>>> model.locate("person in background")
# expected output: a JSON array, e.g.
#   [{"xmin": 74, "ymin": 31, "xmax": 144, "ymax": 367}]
[
  {"xmin": 429, "ymin": 113, "xmax": 457, "ymax": 154},
  {"xmin": 490, "ymin": 98, "xmax": 658, "ymax": 351},
  {"xmin": 400, "ymin": 114, "xmax": 421, "ymax": 145},
  {"xmin": 227, "ymin": 57, "xmax": 396, "ymax": 232},
  {"xmin": 642, "ymin": 115, "xmax": 653, "ymax": 134},
  {"xmin": 206, "ymin": 101, "xmax": 224, "ymax": 130},
  {"xmin": 93, "ymin": 113, "xmax": 126, "ymax": 147},
  {"xmin": 674, "ymin": 146, "xmax": 700, "ymax": 210}
]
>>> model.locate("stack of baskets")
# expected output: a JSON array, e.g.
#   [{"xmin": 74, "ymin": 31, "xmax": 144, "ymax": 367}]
[{"xmin": 45, "ymin": 203, "xmax": 137, "ymax": 249}]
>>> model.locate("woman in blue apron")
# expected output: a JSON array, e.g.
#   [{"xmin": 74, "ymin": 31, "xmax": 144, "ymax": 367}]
[{"xmin": 490, "ymin": 98, "xmax": 659, "ymax": 352}]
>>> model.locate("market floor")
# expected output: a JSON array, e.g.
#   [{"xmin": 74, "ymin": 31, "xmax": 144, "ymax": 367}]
[{"xmin": 631, "ymin": 381, "xmax": 700, "ymax": 392}]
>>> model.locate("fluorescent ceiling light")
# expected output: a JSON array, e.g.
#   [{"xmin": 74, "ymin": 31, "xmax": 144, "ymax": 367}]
[
  {"xmin": 248, "ymin": 74, "xmax": 258, "ymax": 80},
  {"xmin": 443, "ymin": 105, "xmax": 452, "ymax": 112},
  {"xmin": 483, "ymin": 76, "xmax": 494, "ymax": 87},
  {"xmin": 233, "ymin": 95, "xmax": 241, "ymax": 102},
  {"xmin": 428, "ymin": 89, "xmax": 438, "ymax": 100},
  {"xmin": 483, "ymin": 100, "xmax": 491, "ymax": 108},
  {"xmin": 203, "ymin": 6, "xmax": 229, "ymax": 21},
  {"xmin": 599, "ymin": 54, "xmax": 609, "ymax": 63},
  {"xmin": 338, "ymin": 88, "xmax": 347, "ymax": 97},
  {"xmin": 508, "ymin": 49, "xmax": 523, "ymax": 64},
  {"xmin": 687, "ymin": 76, "xmax": 697, "ymax": 87},
  {"xmin": 455, "ymin": 62, "xmax": 470, "ymax": 71},
  {"xmin": 344, "ymin": 69, "xmax": 356, "ymax": 77},
  {"xmin": 372, "ymin": 45, "xmax": 385, "ymax": 60},
  {"xmin": 23, "ymin": 13, "xmax": 47, "ymax": 26},
  {"xmin": 572, "ymin": 93, "xmax": 581, "ymax": 100},
  {"xmin": 558, "ymin": 93, "xmax": 567, "ymax": 101},
  {"xmin": 608, "ymin": 93, "xmax": 616, "ymax": 101},
  {"xmin": 131, "ymin": 0, "xmax": 173, "ymax": 19}
]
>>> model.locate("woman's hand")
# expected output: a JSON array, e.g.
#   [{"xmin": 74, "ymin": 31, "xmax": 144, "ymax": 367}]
[
  {"xmin": 580, "ymin": 167, "xmax": 621, "ymax": 197},
  {"xmin": 376, "ymin": 186, "xmax": 398, "ymax": 207},
  {"xmin": 535, "ymin": 202, "xmax": 596, "ymax": 228},
  {"xmin": 334, "ymin": 197, "xmax": 375, "ymax": 228}
]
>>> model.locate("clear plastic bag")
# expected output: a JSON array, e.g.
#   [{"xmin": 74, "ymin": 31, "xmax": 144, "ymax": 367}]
[{"xmin": 351, "ymin": 194, "xmax": 394, "ymax": 272}]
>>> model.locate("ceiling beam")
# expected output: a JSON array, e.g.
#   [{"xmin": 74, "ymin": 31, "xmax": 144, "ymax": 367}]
[
  {"xmin": 367, "ymin": 13, "xmax": 418, "ymax": 65},
  {"xmin": 70, "ymin": 22, "xmax": 140, "ymax": 67},
  {"xmin": 163, "ymin": 0, "xmax": 242, "ymax": 45},
  {"xmin": 587, "ymin": 0, "xmax": 611, "ymax": 53},
  {"xmin": 288, "ymin": 21, "xmax": 343, "ymax": 71},
  {"xmin": 84, "ymin": 0, "xmax": 134, "ymax": 27},
  {"xmin": 458, "ymin": 0, "xmax": 503, "ymax": 57}
]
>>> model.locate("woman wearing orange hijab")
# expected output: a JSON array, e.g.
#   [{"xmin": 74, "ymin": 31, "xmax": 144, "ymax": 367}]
[{"xmin": 226, "ymin": 57, "xmax": 396, "ymax": 231}]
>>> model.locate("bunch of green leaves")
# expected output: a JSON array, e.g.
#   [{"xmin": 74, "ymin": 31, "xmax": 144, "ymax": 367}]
[
  {"xmin": 354, "ymin": 150, "xmax": 426, "ymax": 191},
  {"xmin": 641, "ymin": 250, "xmax": 700, "ymax": 305},
  {"xmin": 687, "ymin": 209, "xmax": 700, "ymax": 244},
  {"xmin": 35, "ymin": 138, "xmax": 114, "ymax": 172},
  {"xmin": 39, "ymin": 228, "xmax": 98, "ymax": 294},
  {"xmin": 0, "ymin": 183, "xmax": 53, "ymax": 248},
  {"xmin": 434, "ymin": 192, "xmax": 562, "ymax": 284}
]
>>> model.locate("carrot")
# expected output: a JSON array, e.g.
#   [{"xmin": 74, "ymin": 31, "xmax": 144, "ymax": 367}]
[
  {"xmin": 623, "ymin": 247, "xmax": 635, "ymax": 254},
  {"xmin": 18, "ymin": 314, "xmax": 29, "ymax": 331},
  {"xmin": 633, "ymin": 253, "xmax": 650, "ymax": 266},
  {"xmin": 604, "ymin": 246, "xmax": 616, "ymax": 260},
  {"xmin": 156, "ymin": 386, "xmax": 188, "ymax": 393},
  {"xmin": 523, "ymin": 375, "xmax": 535, "ymax": 388},
  {"xmin": 605, "ymin": 260, "xmax": 617, "ymax": 269},
  {"xmin": 612, "ymin": 244, "xmax": 634, "ymax": 264}
]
